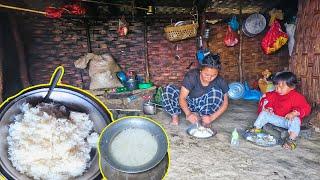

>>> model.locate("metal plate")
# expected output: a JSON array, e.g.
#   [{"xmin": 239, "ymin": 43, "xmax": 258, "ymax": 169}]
[
  {"xmin": 243, "ymin": 131, "xmax": 278, "ymax": 147},
  {"xmin": 244, "ymin": 13, "xmax": 266, "ymax": 35},
  {"xmin": 99, "ymin": 117, "xmax": 168, "ymax": 173},
  {"xmin": 228, "ymin": 82, "xmax": 245, "ymax": 100},
  {"xmin": 0, "ymin": 85, "xmax": 112, "ymax": 180},
  {"xmin": 186, "ymin": 124, "xmax": 217, "ymax": 139}
]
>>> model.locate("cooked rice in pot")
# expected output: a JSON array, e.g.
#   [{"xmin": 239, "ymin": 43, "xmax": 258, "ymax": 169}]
[{"xmin": 7, "ymin": 103, "xmax": 98, "ymax": 180}]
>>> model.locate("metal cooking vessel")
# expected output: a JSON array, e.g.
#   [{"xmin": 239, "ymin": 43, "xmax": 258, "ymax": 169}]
[
  {"xmin": 99, "ymin": 116, "xmax": 168, "ymax": 174},
  {"xmin": 143, "ymin": 102, "xmax": 157, "ymax": 115},
  {"xmin": 0, "ymin": 84, "xmax": 112, "ymax": 179},
  {"xmin": 242, "ymin": 13, "xmax": 266, "ymax": 37}
]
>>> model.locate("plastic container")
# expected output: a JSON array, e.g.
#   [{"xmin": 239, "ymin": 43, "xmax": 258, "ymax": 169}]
[
  {"xmin": 228, "ymin": 82, "xmax": 245, "ymax": 100},
  {"xmin": 231, "ymin": 128, "xmax": 240, "ymax": 147},
  {"xmin": 126, "ymin": 78, "xmax": 137, "ymax": 91},
  {"xmin": 127, "ymin": 95, "xmax": 137, "ymax": 103},
  {"xmin": 138, "ymin": 82, "xmax": 153, "ymax": 89}
]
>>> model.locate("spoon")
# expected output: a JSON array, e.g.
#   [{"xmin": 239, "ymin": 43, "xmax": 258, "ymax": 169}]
[{"xmin": 42, "ymin": 67, "xmax": 64, "ymax": 103}]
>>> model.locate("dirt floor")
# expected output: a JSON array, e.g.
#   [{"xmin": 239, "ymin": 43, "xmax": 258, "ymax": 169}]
[{"xmin": 145, "ymin": 100, "xmax": 320, "ymax": 180}]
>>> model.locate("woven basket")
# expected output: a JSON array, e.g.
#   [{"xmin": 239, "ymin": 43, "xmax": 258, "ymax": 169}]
[{"xmin": 164, "ymin": 22, "xmax": 198, "ymax": 42}]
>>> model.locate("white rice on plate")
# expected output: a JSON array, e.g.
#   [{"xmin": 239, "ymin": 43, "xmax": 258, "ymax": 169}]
[
  {"xmin": 189, "ymin": 126, "xmax": 214, "ymax": 138},
  {"xmin": 7, "ymin": 103, "xmax": 98, "ymax": 180}
]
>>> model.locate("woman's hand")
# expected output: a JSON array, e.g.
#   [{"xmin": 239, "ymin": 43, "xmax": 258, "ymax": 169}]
[
  {"xmin": 186, "ymin": 113, "xmax": 199, "ymax": 124},
  {"xmin": 201, "ymin": 115, "xmax": 212, "ymax": 126}
]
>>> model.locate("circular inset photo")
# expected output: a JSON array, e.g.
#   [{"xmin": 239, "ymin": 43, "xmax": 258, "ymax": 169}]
[
  {"xmin": 98, "ymin": 116, "xmax": 169, "ymax": 180},
  {"xmin": 0, "ymin": 66, "xmax": 112, "ymax": 180}
]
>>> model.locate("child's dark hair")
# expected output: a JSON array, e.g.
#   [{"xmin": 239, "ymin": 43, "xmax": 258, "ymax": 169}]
[
  {"xmin": 272, "ymin": 71, "xmax": 298, "ymax": 88},
  {"xmin": 200, "ymin": 53, "xmax": 221, "ymax": 70}
]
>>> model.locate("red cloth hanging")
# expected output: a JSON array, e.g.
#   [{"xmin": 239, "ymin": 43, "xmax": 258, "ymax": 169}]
[
  {"xmin": 62, "ymin": 4, "xmax": 86, "ymax": 15},
  {"xmin": 45, "ymin": 4, "xmax": 86, "ymax": 18},
  {"xmin": 45, "ymin": 7, "xmax": 64, "ymax": 18}
]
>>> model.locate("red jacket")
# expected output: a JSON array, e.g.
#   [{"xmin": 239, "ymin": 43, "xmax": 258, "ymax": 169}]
[{"xmin": 258, "ymin": 90, "xmax": 311, "ymax": 123}]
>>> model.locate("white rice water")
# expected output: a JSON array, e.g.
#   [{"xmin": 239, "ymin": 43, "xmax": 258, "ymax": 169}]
[
  {"xmin": 110, "ymin": 128, "xmax": 158, "ymax": 167},
  {"xmin": 7, "ymin": 103, "xmax": 97, "ymax": 180}
]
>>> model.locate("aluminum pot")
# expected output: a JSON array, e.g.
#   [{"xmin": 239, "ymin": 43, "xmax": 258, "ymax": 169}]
[
  {"xmin": 99, "ymin": 116, "xmax": 168, "ymax": 174},
  {"xmin": 0, "ymin": 68, "xmax": 112, "ymax": 180},
  {"xmin": 143, "ymin": 102, "xmax": 157, "ymax": 115}
]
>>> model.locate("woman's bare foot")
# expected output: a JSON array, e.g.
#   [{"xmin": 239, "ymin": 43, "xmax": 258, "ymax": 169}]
[{"xmin": 171, "ymin": 115, "xmax": 179, "ymax": 125}]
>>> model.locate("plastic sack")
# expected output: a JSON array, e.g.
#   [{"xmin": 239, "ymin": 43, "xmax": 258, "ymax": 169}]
[
  {"xmin": 74, "ymin": 53, "xmax": 123, "ymax": 90},
  {"xmin": 261, "ymin": 21, "xmax": 288, "ymax": 54},
  {"xmin": 243, "ymin": 81, "xmax": 262, "ymax": 101},
  {"xmin": 228, "ymin": 16, "xmax": 239, "ymax": 31},
  {"xmin": 268, "ymin": 9, "xmax": 284, "ymax": 26},
  {"xmin": 224, "ymin": 26, "xmax": 239, "ymax": 47},
  {"xmin": 117, "ymin": 16, "xmax": 128, "ymax": 37}
]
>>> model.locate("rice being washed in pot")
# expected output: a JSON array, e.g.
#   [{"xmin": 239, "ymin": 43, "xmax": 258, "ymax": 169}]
[
  {"xmin": 7, "ymin": 103, "xmax": 98, "ymax": 180},
  {"xmin": 110, "ymin": 128, "xmax": 158, "ymax": 167}
]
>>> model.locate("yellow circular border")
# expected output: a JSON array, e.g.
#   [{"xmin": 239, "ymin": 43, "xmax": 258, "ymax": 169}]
[
  {"xmin": 0, "ymin": 174, "xmax": 5, "ymax": 180},
  {"xmin": 98, "ymin": 116, "xmax": 170, "ymax": 180}
]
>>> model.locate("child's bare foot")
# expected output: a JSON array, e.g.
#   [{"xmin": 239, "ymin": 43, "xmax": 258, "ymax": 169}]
[
  {"xmin": 282, "ymin": 137, "xmax": 297, "ymax": 150},
  {"xmin": 171, "ymin": 115, "xmax": 179, "ymax": 125}
]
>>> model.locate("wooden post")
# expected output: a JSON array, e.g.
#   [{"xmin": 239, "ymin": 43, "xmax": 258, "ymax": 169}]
[
  {"xmin": 199, "ymin": 11, "xmax": 206, "ymax": 37},
  {"xmin": 144, "ymin": 17, "xmax": 150, "ymax": 82},
  {"xmin": 238, "ymin": 0, "xmax": 243, "ymax": 82},
  {"xmin": 0, "ymin": 22, "xmax": 3, "ymax": 102},
  {"xmin": 9, "ymin": 15, "xmax": 30, "ymax": 88}
]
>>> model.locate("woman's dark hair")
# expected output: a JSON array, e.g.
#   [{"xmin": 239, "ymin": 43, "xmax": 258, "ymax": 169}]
[
  {"xmin": 272, "ymin": 71, "xmax": 298, "ymax": 88},
  {"xmin": 200, "ymin": 53, "xmax": 221, "ymax": 70}
]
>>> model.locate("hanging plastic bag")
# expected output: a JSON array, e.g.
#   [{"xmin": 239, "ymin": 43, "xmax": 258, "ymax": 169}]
[
  {"xmin": 228, "ymin": 16, "xmax": 239, "ymax": 31},
  {"xmin": 224, "ymin": 26, "xmax": 239, "ymax": 47},
  {"xmin": 261, "ymin": 21, "xmax": 288, "ymax": 54},
  {"xmin": 268, "ymin": 8, "xmax": 284, "ymax": 26},
  {"xmin": 117, "ymin": 16, "xmax": 128, "ymax": 37},
  {"xmin": 285, "ymin": 23, "xmax": 296, "ymax": 56}
]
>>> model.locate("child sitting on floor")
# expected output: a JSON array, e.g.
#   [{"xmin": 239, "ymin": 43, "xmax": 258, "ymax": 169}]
[{"xmin": 250, "ymin": 71, "xmax": 311, "ymax": 150}]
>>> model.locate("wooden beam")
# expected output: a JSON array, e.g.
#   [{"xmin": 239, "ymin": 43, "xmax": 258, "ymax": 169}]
[
  {"xmin": 0, "ymin": 22, "xmax": 3, "ymax": 102},
  {"xmin": 144, "ymin": 17, "xmax": 150, "ymax": 82},
  {"xmin": 199, "ymin": 11, "xmax": 206, "ymax": 36},
  {"xmin": 238, "ymin": 1, "xmax": 243, "ymax": 82},
  {"xmin": 9, "ymin": 15, "xmax": 30, "ymax": 88}
]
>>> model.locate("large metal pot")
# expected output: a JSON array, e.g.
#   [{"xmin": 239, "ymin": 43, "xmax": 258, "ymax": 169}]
[
  {"xmin": 0, "ymin": 69, "xmax": 112, "ymax": 179},
  {"xmin": 99, "ymin": 116, "xmax": 168, "ymax": 174}
]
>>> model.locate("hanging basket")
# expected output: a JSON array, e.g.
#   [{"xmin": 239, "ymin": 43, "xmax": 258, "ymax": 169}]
[{"xmin": 164, "ymin": 21, "xmax": 198, "ymax": 42}]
